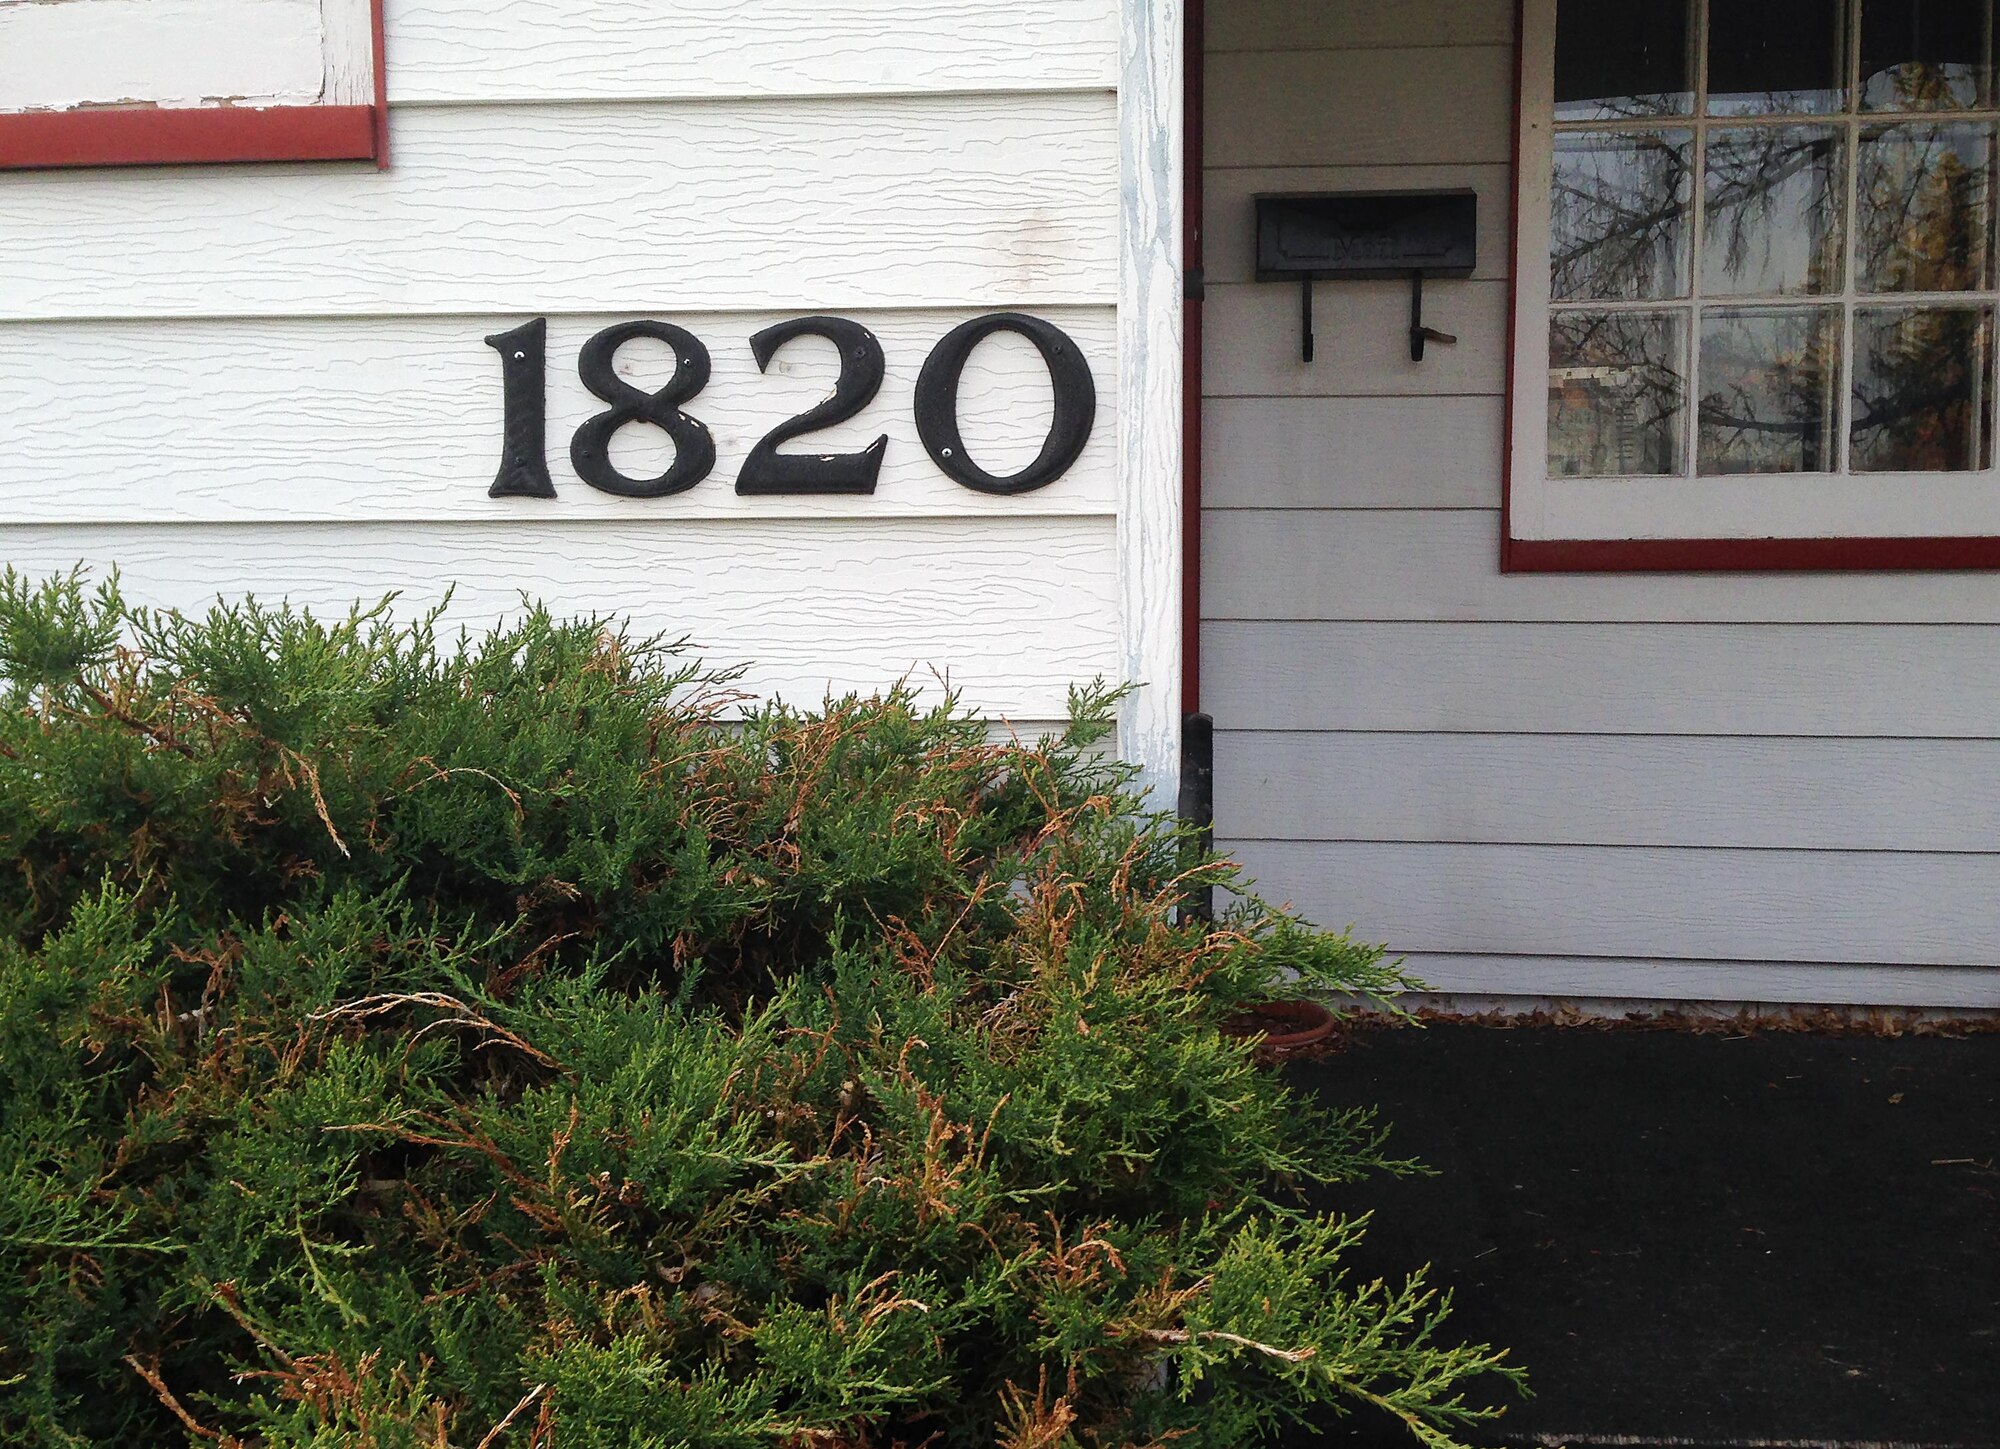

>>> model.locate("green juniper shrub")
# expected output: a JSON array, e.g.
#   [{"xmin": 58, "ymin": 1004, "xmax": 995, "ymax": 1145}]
[{"xmin": 0, "ymin": 569, "xmax": 1522, "ymax": 1448}]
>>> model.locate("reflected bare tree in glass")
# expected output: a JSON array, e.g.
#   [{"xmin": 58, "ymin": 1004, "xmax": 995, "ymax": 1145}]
[
  {"xmin": 1550, "ymin": 311, "xmax": 1687, "ymax": 474},
  {"xmin": 1857, "ymin": 123, "xmax": 1996, "ymax": 291},
  {"xmin": 1543, "ymin": 0, "xmax": 2000, "ymax": 477},
  {"xmin": 1697, "ymin": 309, "xmax": 1839, "ymax": 472},
  {"xmin": 1551, "ymin": 131, "xmax": 1692, "ymax": 300},
  {"xmin": 1703, "ymin": 127, "xmax": 1846, "ymax": 295},
  {"xmin": 1861, "ymin": 0, "xmax": 1996, "ymax": 111},
  {"xmin": 1852, "ymin": 306, "xmax": 1994, "ymax": 469}
]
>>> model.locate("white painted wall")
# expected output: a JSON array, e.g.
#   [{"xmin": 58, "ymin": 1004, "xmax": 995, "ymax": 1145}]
[
  {"xmin": 0, "ymin": 0, "xmax": 1154, "ymax": 757},
  {"xmin": 1200, "ymin": 0, "xmax": 2000, "ymax": 1008}
]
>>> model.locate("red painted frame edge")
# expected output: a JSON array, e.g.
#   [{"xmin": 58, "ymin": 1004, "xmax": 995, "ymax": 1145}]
[
  {"xmin": 1496, "ymin": 0, "xmax": 2000, "ymax": 574},
  {"xmin": 0, "ymin": 0, "xmax": 386, "ymax": 171},
  {"xmin": 0, "ymin": 105, "xmax": 375, "ymax": 169},
  {"xmin": 1509, "ymin": 535, "xmax": 2000, "ymax": 571}
]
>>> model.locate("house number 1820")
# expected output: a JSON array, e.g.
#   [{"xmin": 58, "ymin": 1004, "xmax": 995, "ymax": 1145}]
[{"xmin": 484, "ymin": 313, "xmax": 1096, "ymax": 500}]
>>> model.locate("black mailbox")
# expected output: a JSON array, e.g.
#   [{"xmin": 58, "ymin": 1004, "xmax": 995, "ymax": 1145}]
[
  {"xmin": 1253, "ymin": 189, "xmax": 1476, "ymax": 361},
  {"xmin": 1255, "ymin": 190, "xmax": 1477, "ymax": 281}
]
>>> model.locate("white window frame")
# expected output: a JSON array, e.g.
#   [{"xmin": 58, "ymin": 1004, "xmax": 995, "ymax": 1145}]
[{"xmin": 1507, "ymin": 0, "xmax": 2000, "ymax": 566}]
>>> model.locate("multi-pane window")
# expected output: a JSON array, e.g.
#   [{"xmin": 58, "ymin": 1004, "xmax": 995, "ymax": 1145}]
[
  {"xmin": 1509, "ymin": 0, "xmax": 2000, "ymax": 562},
  {"xmin": 1552, "ymin": 0, "xmax": 1997, "ymax": 477}
]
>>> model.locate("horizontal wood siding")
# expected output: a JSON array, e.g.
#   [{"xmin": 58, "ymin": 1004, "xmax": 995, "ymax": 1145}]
[
  {"xmin": 1200, "ymin": 5, "xmax": 2000, "ymax": 1007},
  {"xmin": 386, "ymin": 0, "xmax": 1117, "ymax": 102},
  {"xmin": 0, "ymin": 3, "xmax": 1127, "ymax": 733},
  {"xmin": 1204, "ymin": 48, "xmax": 1513, "ymax": 168},
  {"xmin": 1201, "ymin": 398, "xmax": 1504, "ymax": 508},
  {"xmin": 1204, "ymin": 511, "xmax": 2000, "ymax": 621},
  {"xmin": 1, "ymin": 310, "xmax": 1117, "ymax": 523},
  {"xmin": 1234, "ymin": 841, "xmax": 2000, "ymax": 969},
  {"xmin": 0, "ymin": 518, "xmax": 1115, "ymax": 720},
  {"xmin": 1204, "ymin": 622, "xmax": 2000, "ymax": 738},
  {"xmin": 1391, "ymin": 957, "xmax": 2000, "ymax": 1010},
  {"xmin": 1217, "ymin": 733, "xmax": 2000, "ymax": 852},
  {"xmin": 3, "ymin": 95, "xmax": 1117, "ymax": 320},
  {"xmin": 1204, "ymin": 0, "xmax": 1515, "ymax": 55}
]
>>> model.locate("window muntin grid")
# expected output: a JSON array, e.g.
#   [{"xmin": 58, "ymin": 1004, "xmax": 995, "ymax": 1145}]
[{"xmin": 1546, "ymin": 0, "xmax": 1999, "ymax": 481}]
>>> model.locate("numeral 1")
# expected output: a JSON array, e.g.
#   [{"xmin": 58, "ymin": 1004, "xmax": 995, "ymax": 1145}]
[{"xmin": 484, "ymin": 318, "xmax": 558, "ymax": 499}]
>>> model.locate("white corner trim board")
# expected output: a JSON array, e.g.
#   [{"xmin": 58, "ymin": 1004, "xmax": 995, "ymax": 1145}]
[{"xmin": 1117, "ymin": 0, "xmax": 1185, "ymax": 803}]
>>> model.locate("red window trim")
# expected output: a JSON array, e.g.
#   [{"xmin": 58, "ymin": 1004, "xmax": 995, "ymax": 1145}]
[
  {"xmin": 1498, "ymin": 0, "xmax": 2000, "ymax": 574},
  {"xmin": 1507, "ymin": 535, "xmax": 2000, "ymax": 572},
  {"xmin": 0, "ymin": 0, "xmax": 387, "ymax": 171}
]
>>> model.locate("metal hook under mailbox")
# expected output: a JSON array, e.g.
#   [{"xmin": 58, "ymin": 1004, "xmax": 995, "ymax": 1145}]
[
  {"xmin": 1408, "ymin": 270, "xmax": 1458, "ymax": 363},
  {"xmin": 1252, "ymin": 189, "xmax": 1477, "ymax": 366}
]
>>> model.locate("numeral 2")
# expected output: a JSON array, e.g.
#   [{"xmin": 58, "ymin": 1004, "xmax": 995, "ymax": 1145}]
[{"xmin": 736, "ymin": 316, "xmax": 889, "ymax": 495}]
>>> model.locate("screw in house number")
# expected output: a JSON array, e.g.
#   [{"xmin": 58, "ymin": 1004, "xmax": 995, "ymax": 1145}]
[{"xmin": 483, "ymin": 312, "xmax": 1095, "ymax": 500}]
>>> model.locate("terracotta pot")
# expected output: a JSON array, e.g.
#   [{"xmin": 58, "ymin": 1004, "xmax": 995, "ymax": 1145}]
[{"xmin": 1221, "ymin": 998, "xmax": 1335, "ymax": 1050}]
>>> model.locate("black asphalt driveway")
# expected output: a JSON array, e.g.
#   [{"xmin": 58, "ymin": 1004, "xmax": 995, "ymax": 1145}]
[{"xmin": 1283, "ymin": 1021, "xmax": 2000, "ymax": 1448}]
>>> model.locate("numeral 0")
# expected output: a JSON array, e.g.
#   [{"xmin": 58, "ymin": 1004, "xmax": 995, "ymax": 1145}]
[
  {"xmin": 486, "ymin": 314, "xmax": 1094, "ymax": 500},
  {"xmin": 914, "ymin": 312, "xmax": 1096, "ymax": 497}
]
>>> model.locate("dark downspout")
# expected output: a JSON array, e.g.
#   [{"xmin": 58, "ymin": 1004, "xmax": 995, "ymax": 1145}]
[{"xmin": 1178, "ymin": 711, "xmax": 1214, "ymax": 922}]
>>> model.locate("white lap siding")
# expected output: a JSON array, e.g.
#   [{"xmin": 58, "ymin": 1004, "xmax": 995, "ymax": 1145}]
[
  {"xmin": 0, "ymin": 0, "xmax": 1127, "ymax": 741},
  {"xmin": 1200, "ymin": 0, "xmax": 2000, "ymax": 1008}
]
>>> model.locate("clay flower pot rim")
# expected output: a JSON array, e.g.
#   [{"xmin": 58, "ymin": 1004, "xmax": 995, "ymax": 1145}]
[{"xmin": 1222, "ymin": 997, "xmax": 1336, "ymax": 1049}]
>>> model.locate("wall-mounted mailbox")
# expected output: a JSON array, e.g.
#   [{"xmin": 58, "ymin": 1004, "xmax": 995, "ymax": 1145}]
[{"xmin": 1253, "ymin": 189, "xmax": 1476, "ymax": 363}]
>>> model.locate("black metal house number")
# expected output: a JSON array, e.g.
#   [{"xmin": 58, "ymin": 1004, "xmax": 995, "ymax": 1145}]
[{"xmin": 483, "ymin": 313, "xmax": 1096, "ymax": 500}]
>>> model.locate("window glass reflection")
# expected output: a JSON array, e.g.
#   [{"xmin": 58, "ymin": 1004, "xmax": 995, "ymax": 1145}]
[
  {"xmin": 1861, "ymin": 0, "xmax": 1995, "ymax": 110},
  {"xmin": 1555, "ymin": 0, "xmax": 1694, "ymax": 120},
  {"xmin": 1552, "ymin": 130, "xmax": 1693, "ymax": 300},
  {"xmin": 1542, "ymin": 0, "xmax": 2000, "ymax": 482},
  {"xmin": 1549, "ymin": 311, "xmax": 1689, "ymax": 476},
  {"xmin": 1709, "ymin": 0, "xmax": 1847, "ymax": 114},
  {"xmin": 1851, "ymin": 305, "xmax": 1995, "ymax": 468},
  {"xmin": 1856, "ymin": 122, "xmax": 1996, "ymax": 290},
  {"xmin": 1698, "ymin": 308, "xmax": 1841, "ymax": 472},
  {"xmin": 1703, "ymin": 127, "xmax": 1847, "ymax": 294}
]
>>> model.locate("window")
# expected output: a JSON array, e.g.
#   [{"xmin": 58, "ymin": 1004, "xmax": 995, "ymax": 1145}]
[
  {"xmin": 0, "ymin": 0, "xmax": 385, "ymax": 170},
  {"xmin": 1508, "ymin": 0, "xmax": 2000, "ymax": 568}
]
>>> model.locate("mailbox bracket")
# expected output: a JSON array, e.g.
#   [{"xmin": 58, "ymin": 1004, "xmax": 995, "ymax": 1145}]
[{"xmin": 1254, "ymin": 189, "xmax": 1476, "ymax": 364}]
